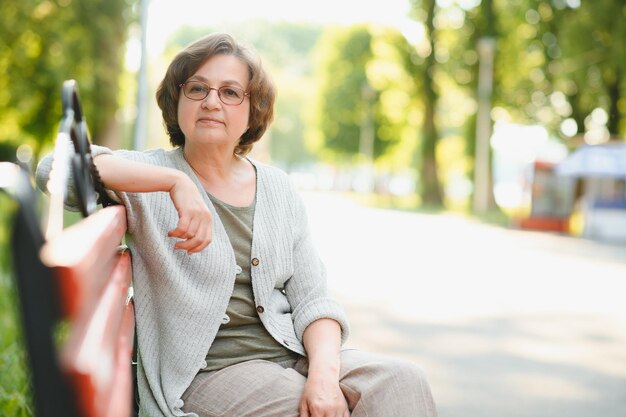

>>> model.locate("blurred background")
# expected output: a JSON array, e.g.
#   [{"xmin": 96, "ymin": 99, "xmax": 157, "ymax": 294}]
[{"xmin": 1, "ymin": 0, "xmax": 625, "ymax": 416}]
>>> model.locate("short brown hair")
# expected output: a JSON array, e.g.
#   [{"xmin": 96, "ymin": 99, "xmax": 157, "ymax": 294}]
[{"xmin": 156, "ymin": 33, "xmax": 275, "ymax": 155}]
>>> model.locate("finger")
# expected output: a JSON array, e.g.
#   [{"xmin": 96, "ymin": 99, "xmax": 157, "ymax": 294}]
[
  {"xmin": 188, "ymin": 239, "xmax": 211, "ymax": 253},
  {"xmin": 178, "ymin": 219, "xmax": 212, "ymax": 252},
  {"xmin": 168, "ymin": 217, "xmax": 191, "ymax": 238},
  {"xmin": 169, "ymin": 209, "xmax": 206, "ymax": 239},
  {"xmin": 174, "ymin": 238, "xmax": 195, "ymax": 251},
  {"xmin": 173, "ymin": 207, "xmax": 211, "ymax": 238},
  {"xmin": 184, "ymin": 217, "xmax": 201, "ymax": 239},
  {"xmin": 308, "ymin": 405, "xmax": 324, "ymax": 417},
  {"xmin": 299, "ymin": 403, "xmax": 310, "ymax": 417},
  {"xmin": 175, "ymin": 234, "xmax": 204, "ymax": 252},
  {"xmin": 167, "ymin": 228, "xmax": 185, "ymax": 238},
  {"xmin": 174, "ymin": 233, "xmax": 201, "ymax": 251},
  {"xmin": 187, "ymin": 223, "xmax": 212, "ymax": 253}
]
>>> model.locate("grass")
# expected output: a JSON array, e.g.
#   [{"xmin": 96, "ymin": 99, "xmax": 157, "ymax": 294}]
[
  {"xmin": 0, "ymin": 197, "xmax": 34, "ymax": 417},
  {"xmin": 0, "ymin": 279, "xmax": 33, "ymax": 417},
  {"xmin": 0, "ymin": 190, "xmax": 88, "ymax": 417}
]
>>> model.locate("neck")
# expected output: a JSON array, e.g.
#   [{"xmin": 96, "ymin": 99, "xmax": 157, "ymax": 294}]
[
  {"xmin": 182, "ymin": 144, "xmax": 256, "ymax": 206},
  {"xmin": 182, "ymin": 145, "xmax": 243, "ymax": 185}
]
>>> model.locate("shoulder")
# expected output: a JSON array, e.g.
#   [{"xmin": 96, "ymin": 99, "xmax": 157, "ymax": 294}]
[
  {"xmin": 105, "ymin": 146, "xmax": 180, "ymax": 167},
  {"xmin": 250, "ymin": 159, "xmax": 308, "ymax": 220},
  {"xmin": 250, "ymin": 158, "xmax": 296, "ymax": 192}
]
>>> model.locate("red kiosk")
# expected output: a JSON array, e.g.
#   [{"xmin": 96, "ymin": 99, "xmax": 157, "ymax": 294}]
[{"xmin": 517, "ymin": 160, "xmax": 575, "ymax": 232}]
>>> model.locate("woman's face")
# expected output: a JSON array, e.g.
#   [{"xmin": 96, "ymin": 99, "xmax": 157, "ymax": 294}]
[{"xmin": 177, "ymin": 54, "xmax": 250, "ymax": 150}]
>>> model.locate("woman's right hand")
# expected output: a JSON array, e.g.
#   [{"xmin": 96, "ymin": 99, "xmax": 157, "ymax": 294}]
[{"xmin": 167, "ymin": 174, "xmax": 213, "ymax": 254}]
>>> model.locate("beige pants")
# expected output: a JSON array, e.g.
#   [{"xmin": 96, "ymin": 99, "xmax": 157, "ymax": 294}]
[{"xmin": 181, "ymin": 349, "xmax": 438, "ymax": 417}]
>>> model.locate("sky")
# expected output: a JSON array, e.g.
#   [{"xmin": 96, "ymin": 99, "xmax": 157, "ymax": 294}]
[{"xmin": 145, "ymin": 0, "xmax": 414, "ymax": 56}]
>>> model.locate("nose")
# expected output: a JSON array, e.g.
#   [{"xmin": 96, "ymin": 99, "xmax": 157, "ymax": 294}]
[{"xmin": 202, "ymin": 88, "xmax": 220, "ymax": 108}]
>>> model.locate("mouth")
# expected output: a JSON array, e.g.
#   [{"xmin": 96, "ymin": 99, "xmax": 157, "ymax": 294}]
[{"xmin": 197, "ymin": 117, "xmax": 223, "ymax": 125}]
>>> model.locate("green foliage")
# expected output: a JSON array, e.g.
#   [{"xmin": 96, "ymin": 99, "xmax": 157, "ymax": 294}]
[
  {"xmin": 0, "ymin": 0, "xmax": 135, "ymax": 157},
  {"xmin": 492, "ymin": 0, "xmax": 625, "ymax": 138},
  {"xmin": 0, "ymin": 198, "xmax": 33, "ymax": 416},
  {"xmin": 368, "ymin": 29, "xmax": 418, "ymax": 160},
  {"xmin": 239, "ymin": 23, "xmax": 324, "ymax": 165},
  {"xmin": 0, "ymin": 141, "xmax": 20, "ymax": 163},
  {"xmin": 0, "ymin": 279, "xmax": 32, "ymax": 417},
  {"xmin": 311, "ymin": 25, "xmax": 418, "ymax": 162},
  {"xmin": 558, "ymin": 0, "xmax": 626, "ymax": 135},
  {"xmin": 315, "ymin": 26, "xmax": 372, "ymax": 158},
  {"xmin": 496, "ymin": 0, "xmax": 565, "ymax": 129}
]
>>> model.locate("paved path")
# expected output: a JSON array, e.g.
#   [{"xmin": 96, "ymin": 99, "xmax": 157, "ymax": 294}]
[{"xmin": 301, "ymin": 191, "xmax": 626, "ymax": 417}]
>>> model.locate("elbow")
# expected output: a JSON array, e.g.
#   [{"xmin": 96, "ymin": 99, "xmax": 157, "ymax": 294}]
[{"xmin": 35, "ymin": 153, "xmax": 54, "ymax": 194}]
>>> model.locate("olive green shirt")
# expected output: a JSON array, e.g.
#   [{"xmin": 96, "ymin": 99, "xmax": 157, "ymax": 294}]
[{"xmin": 204, "ymin": 193, "xmax": 297, "ymax": 371}]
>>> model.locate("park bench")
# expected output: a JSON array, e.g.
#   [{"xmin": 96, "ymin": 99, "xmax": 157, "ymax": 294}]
[{"xmin": 1, "ymin": 80, "xmax": 137, "ymax": 417}]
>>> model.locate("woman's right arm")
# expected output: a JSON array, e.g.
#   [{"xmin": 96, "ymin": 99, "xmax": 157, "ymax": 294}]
[{"xmin": 93, "ymin": 154, "xmax": 212, "ymax": 254}]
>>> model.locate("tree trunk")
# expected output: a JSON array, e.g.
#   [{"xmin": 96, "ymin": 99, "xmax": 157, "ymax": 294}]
[
  {"xmin": 472, "ymin": 0, "xmax": 498, "ymax": 213},
  {"xmin": 607, "ymin": 69, "xmax": 621, "ymax": 137},
  {"xmin": 419, "ymin": 0, "xmax": 443, "ymax": 207}
]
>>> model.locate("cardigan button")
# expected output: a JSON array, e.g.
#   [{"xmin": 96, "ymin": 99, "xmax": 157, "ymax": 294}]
[
  {"xmin": 251, "ymin": 258, "xmax": 260, "ymax": 266},
  {"xmin": 256, "ymin": 305, "xmax": 265, "ymax": 314}
]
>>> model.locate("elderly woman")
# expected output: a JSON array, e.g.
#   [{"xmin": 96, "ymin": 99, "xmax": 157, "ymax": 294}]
[{"xmin": 37, "ymin": 33, "xmax": 438, "ymax": 417}]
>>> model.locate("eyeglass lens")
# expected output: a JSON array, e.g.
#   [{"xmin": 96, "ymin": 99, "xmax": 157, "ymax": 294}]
[{"xmin": 182, "ymin": 81, "xmax": 246, "ymax": 105}]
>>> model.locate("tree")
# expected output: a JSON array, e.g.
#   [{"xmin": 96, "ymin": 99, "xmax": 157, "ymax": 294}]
[
  {"xmin": 490, "ymin": 0, "xmax": 625, "ymax": 142},
  {"xmin": 408, "ymin": 0, "xmax": 444, "ymax": 206},
  {"xmin": 311, "ymin": 25, "xmax": 417, "ymax": 165},
  {"xmin": 0, "ymin": 0, "xmax": 135, "ymax": 159},
  {"xmin": 558, "ymin": 0, "xmax": 625, "ymax": 138},
  {"xmin": 311, "ymin": 26, "xmax": 373, "ymax": 160}
]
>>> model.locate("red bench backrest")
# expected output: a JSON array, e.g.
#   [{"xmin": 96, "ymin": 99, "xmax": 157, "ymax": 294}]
[{"xmin": 40, "ymin": 205, "xmax": 135, "ymax": 417}]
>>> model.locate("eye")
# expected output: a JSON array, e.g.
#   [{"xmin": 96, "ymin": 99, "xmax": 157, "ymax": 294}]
[
  {"xmin": 221, "ymin": 87, "xmax": 242, "ymax": 99},
  {"xmin": 188, "ymin": 82, "xmax": 208, "ymax": 94}
]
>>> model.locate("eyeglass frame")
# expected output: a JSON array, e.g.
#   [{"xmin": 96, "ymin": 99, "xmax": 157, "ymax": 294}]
[{"xmin": 178, "ymin": 80, "xmax": 250, "ymax": 106}]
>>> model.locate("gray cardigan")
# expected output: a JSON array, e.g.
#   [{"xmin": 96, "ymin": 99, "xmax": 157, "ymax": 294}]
[{"xmin": 36, "ymin": 145, "xmax": 350, "ymax": 417}]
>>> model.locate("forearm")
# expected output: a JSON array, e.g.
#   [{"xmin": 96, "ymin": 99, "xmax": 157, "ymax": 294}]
[
  {"xmin": 303, "ymin": 318, "xmax": 342, "ymax": 379},
  {"xmin": 94, "ymin": 154, "xmax": 184, "ymax": 193},
  {"xmin": 95, "ymin": 154, "xmax": 212, "ymax": 253}
]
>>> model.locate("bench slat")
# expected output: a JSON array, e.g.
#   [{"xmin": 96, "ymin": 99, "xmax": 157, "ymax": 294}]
[
  {"xmin": 104, "ymin": 296, "xmax": 135, "ymax": 417},
  {"xmin": 40, "ymin": 206, "xmax": 127, "ymax": 318},
  {"xmin": 61, "ymin": 249, "xmax": 134, "ymax": 417}
]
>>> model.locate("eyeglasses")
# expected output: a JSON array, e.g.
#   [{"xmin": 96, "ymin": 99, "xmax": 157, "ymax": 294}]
[{"xmin": 179, "ymin": 80, "xmax": 249, "ymax": 106}]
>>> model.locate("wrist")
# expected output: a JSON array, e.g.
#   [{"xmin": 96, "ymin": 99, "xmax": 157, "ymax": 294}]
[
  {"xmin": 168, "ymin": 170, "xmax": 192, "ymax": 191},
  {"xmin": 307, "ymin": 356, "xmax": 340, "ymax": 380}
]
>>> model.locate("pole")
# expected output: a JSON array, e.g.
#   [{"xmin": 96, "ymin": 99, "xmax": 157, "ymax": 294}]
[
  {"xmin": 133, "ymin": 0, "xmax": 149, "ymax": 151},
  {"xmin": 359, "ymin": 82, "xmax": 375, "ymax": 192},
  {"xmin": 473, "ymin": 37, "xmax": 495, "ymax": 213}
]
